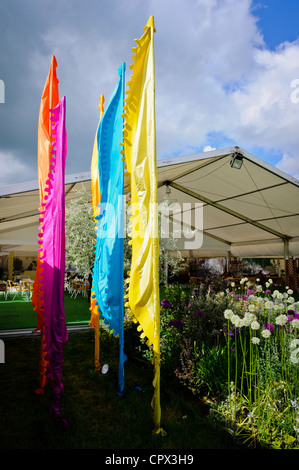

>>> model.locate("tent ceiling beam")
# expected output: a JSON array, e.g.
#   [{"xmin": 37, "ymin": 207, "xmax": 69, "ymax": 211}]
[
  {"xmin": 168, "ymin": 214, "xmax": 232, "ymax": 246},
  {"xmin": 213, "ymin": 181, "xmax": 289, "ymax": 205},
  {"xmin": 0, "ymin": 220, "xmax": 38, "ymax": 235},
  {"xmin": 158, "ymin": 154, "xmax": 229, "ymax": 187},
  {"xmin": 65, "ymin": 182, "xmax": 76, "ymax": 196},
  {"xmin": 241, "ymin": 150, "xmax": 299, "ymax": 188},
  {"xmin": 169, "ymin": 181, "xmax": 289, "ymax": 241},
  {"xmin": 0, "ymin": 210, "xmax": 39, "ymax": 224}
]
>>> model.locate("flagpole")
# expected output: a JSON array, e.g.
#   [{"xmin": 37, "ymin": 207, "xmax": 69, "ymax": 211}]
[{"xmin": 90, "ymin": 95, "xmax": 104, "ymax": 371}]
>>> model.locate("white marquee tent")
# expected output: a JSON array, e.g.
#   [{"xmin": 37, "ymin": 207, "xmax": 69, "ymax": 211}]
[{"xmin": 1, "ymin": 147, "xmax": 299, "ymax": 263}]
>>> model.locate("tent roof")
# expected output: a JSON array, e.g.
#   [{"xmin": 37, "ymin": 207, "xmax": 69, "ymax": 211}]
[{"xmin": 1, "ymin": 146, "xmax": 299, "ymax": 258}]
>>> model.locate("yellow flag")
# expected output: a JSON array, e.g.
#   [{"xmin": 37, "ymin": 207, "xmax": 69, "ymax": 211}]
[
  {"xmin": 90, "ymin": 94, "xmax": 104, "ymax": 218},
  {"xmin": 124, "ymin": 16, "xmax": 166, "ymax": 435},
  {"xmin": 89, "ymin": 94, "xmax": 104, "ymax": 371}
]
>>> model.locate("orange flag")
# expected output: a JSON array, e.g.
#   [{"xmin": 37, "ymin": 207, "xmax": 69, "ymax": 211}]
[
  {"xmin": 32, "ymin": 55, "xmax": 60, "ymax": 393},
  {"xmin": 37, "ymin": 54, "xmax": 60, "ymax": 204}
]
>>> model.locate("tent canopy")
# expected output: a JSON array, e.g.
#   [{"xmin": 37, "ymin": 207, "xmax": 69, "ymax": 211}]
[{"xmin": 1, "ymin": 146, "xmax": 299, "ymax": 258}]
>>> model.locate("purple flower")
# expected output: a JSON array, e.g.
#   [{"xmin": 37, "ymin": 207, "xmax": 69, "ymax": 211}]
[
  {"xmin": 264, "ymin": 322, "xmax": 274, "ymax": 332},
  {"xmin": 168, "ymin": 319, "xmax": 183, "ymax": 328},
  {"xmin": 188, "ymin": 302, "xmax": 192, "ymax": 307},
  {"xmin": 287, "ymin": 309, "xmax": 295, "ymax": 316},
  {"xmin": 196, "ymin": 310, "xmax": 204, "ymax": 318},
  {"xmin": 247, "ymin": 289, "xmax": 254, "ymax": 296},
  {"xmin": 265, "ymin": 290, "xmax": 271, "ymax": 294},
  {"xmin": 161, "ymin": 299, "xmax": 171, "ymax": 309}
]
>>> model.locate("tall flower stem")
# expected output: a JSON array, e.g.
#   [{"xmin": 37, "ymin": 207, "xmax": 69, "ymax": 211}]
[
  {"xmin": 226, "ymin": 320, "xmax": 232, "ymax": 415},
  {"xmin": 238, "ymin": 330, "xmax": 247, "ymax": 397}
]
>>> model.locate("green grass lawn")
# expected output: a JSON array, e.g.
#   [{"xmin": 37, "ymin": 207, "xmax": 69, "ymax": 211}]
[
  {"xmin": 0, "ymin": 292, "xmax": 93, "ymax": 330},
  {"xmin": 0, "ymin": 329, "xmax": 239, "ymax": 450}
]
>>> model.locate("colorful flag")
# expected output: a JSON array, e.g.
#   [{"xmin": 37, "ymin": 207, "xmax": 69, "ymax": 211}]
[
  {"xmin": 32, "ymin": 56, "xmax": 68, "ymax": 426},
  {"xmin": 89, "ymin": 94, "xmax": 105, "ymax": 372},
  {"xmin": 91, "ymin": 64, "xmax": 127, "ymax": 396},
  {"xmin": 123, "ymin": 16, "xmax": 166, "ymax": 435},
  {"xmin": 37, "ymin": 55, "xmax": 59, "ymax": 204},
  {"xmin": 32, "ymin": 55, "xmax": 60, "ymax": 392}
]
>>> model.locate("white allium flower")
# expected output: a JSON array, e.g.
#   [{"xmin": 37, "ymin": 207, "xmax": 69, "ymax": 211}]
[
  {"xmin": 268, "ymin": 279, "xmax": 273, "ymax": 284},
  {"xmin": 275, "ymin": 314, "xmax": 288, "ymax": 326},
  {"xmin": 278, "ymin": 303, "xmax": 285, "ymax": 310},
  {"xmin": 256, "ymin": 278, "xmax": 260, "ymax": 282},
  {"xmin": 231, "ymin": 282, "xmax": 235, "ymax": 287},
  {"xmin": 290, "ymin": 339, "xmax": 299, "ymax": 349},
  {"xmin": 272, "ymin": 290, "xmax": 280, "ymax": 298},
  {"xmin": 273, "ymin": 304, "xmax": 280, "ymax": 311},
  {"xmin": 261, "ymin": 329, "xmax": 271, "ymax": 339},
  {"xmin": 251, "ymin": 320, "xmax": 260, "ymax": 330},
  {"xmin": 256, "ymin": 296, "xmax": 264, "ymax": 304},
  {"xmin": 248, "ymin": 304, "xmax": 256, "ymax": 312},
  {"xmin": 248, "ymin": 295, "xmax": 256, "ymax": 301},
  {"xmin": 256, "ymin": 285, "xmax": 263, "ymax": 292},
  {"xmin": 265, "ymin": 301, "xmax": 274, "ymax": 309},
  {"xmin": 231, "ymin": 315, "xmax": 243, "ymax": 328},
  {"xmin": 290, "ymin": 352, "xmax": 299, "ymax": 364},
  {"xmin": 231, "ymin": 314, "xmax": 240, "ymax": 325},
  {"xmin": 291, "ymin": 319, "xmax": 299, "ymax": 329},
  {"xmin": 287, "ymin": 297, "xmax": 295, "ymax": 304},
  {"xmin": 277, "ymin": 292, "xmax": 284, "ymax": 300},
  {"xmin": 265, "ymin": 282, "xmax": 270, "ymax": 288},
  {"xmin": 287, "ymin": 289, "xmax": 293, "ymax": 295},
  {"xmin": 251, "ymin": 337, "xmax": 260, "ymax": 345},
  {"xmin": 245, "ymin": 312, "xmax": 256, "ymax": 323},
  {"xmin": 224, "ymin": 309, "xmax": 234, "ymax": 320}
]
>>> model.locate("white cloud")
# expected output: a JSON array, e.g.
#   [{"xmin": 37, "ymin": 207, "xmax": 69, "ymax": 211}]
[
  {"xmin": 203, "ymin": 145, "xmax": 216, "ymax": 152},
  {"xmin": 276, "ymin": 153, "xmax": 299, "ymax": 180},
  {"xmin": 230, "ymin": 41, "xmax": 299, "ymax": 153},
  {"xmin": 1, "ymin": 0, "xmax": 299, "ymax": 183},
  {"xmin": 150, "ymin": 0, "xmax": 299, "ymax": 177}
]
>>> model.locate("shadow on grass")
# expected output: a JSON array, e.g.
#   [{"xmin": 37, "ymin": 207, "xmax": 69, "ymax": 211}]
[
  {"xmin": 0, "ymin": 292, "xmax": 92, "ymax": 330},
  {"xmin": 0, "ymin": 329, "xmax": 238, "ymax": 450}
]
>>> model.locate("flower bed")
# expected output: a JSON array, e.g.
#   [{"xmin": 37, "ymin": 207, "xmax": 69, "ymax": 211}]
[{"xmin": 127, "ymin": 278, "xmax": 299, "ymax": 449}]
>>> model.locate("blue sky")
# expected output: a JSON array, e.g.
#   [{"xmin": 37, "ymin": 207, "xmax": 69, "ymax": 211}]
[
  {"xmin": 0, "ymin": 0, "xmax": 299, "ymax": 186},
  {"xmin": 252, "ymin": 0, "xmax": 299, "ymax": 48}
]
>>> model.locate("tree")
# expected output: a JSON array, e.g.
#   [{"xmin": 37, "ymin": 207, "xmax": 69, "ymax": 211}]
[
  {"xmin": 65, "ymin": 186, "xmax": 95, "ymax": 279},
  {"xmin": 64, "ymin": 185, "xmax": 183, "ymax": 284}
]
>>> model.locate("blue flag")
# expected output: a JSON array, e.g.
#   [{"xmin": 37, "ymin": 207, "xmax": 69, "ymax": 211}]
[{"xmin": 92, "ymin": 63, "xmax": 127, "ymax": 396}]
